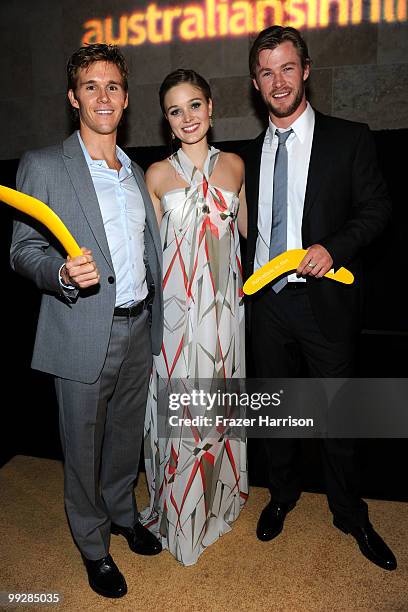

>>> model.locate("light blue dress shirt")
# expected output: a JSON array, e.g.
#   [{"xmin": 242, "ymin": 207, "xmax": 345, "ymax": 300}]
[{"xmin": 77, "ymin": 132, "xmax": 148, "ymax": 307}]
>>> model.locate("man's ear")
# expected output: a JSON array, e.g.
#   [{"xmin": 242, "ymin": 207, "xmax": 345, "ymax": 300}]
[
  {"xmin": 252, "ymin": 78, "xmax": 260, "ymax": 92},
  {"xmin": 68, "ymin": 89, "xmax": 79, "ymax": 109},
  {"xmin": 303, "ymin": 62, "xmax": 311, "ymax": 82},
  {"xmin": 123, "ymin": 92, "xmax": 129, "ymax": 110}
]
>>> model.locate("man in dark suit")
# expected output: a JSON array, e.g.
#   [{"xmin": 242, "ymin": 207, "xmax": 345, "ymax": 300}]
[
  {"xmin": 10, "ymin": 44, "xmax": 163, "ymax": 597},
  {"xmin": 245, "ymin": 26, "xmax": 396, "ymax": 570}
]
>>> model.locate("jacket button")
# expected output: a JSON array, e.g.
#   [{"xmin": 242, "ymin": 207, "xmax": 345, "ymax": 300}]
[{"xmin": 108, "ymin": 276, "xmax": 115, "ymax": 284}]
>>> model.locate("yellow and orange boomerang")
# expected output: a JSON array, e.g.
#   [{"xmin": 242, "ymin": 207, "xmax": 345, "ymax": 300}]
[
  {"xmin": 0, "ymin": 185, "xmax": 82, "ymax": 258},
  {"xmin": 243, "ymin": 248, "xmax": 354, "ymax": 295}
]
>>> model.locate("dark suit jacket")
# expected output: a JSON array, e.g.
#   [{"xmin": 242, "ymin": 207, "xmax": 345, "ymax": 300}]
[{"xmin": 244, "ymin": 110, "xmax": 391, "ymax": 342}]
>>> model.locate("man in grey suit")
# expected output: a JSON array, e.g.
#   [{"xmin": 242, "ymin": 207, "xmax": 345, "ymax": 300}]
[{"xmin": 10, "ymin": 44, "xmax": 163, "ymax": 599}]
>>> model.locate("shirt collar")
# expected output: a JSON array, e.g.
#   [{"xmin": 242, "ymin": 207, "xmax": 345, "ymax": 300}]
[
  {"xmin": 76, "ymin": 131, "xmax": 132, "ymax": 174},
  {"xmin": 267, "ymin": 102, "xmax": 315, "ymax": 145}
]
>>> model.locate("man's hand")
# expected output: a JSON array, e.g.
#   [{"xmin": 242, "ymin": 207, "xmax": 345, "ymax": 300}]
[
  {"xmin": 297, "ymin": 244, "xmax": 333, "ymax": 278},
  {"xmin": 61, "ymin": 247, "xmax": 100, "ymax": 289}
]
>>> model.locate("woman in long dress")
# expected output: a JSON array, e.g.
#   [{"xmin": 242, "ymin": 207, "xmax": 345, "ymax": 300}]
[{"xmin": 141, "ymin": 69, "xmax": 248, "ymax": 565}]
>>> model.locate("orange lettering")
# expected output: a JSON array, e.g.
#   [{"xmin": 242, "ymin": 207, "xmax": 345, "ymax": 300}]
[
  {"xmin": 351, "ymin": 0, "xmax": 362, "ymax": 23},
  {"xmin": 285, "ymin": 0, "xmax": 307, "ymax": 28},
  {"xmin": 319, "ymin": 0, "xmax": 349, "ymax": 26},
  {"xmin": 180, "ymin": 7, "xmax": 205, "ymax": 40},
  {"xmin": 163, "ymin": 7, "xmax": 183, "ymax": 41},
  {"xmin": 230, "ymin": 2, "xmax": 254, "ymax": 34},
  {"xmin": 397, "ymin": 0, "xmax": 407, "ymax": 20},
  {"xmin": 105, "ymin": 16, "xmax": 128, "ymax": 45},
  {"xmin": 82, "ymin": 0, "xmax": 407, "ymax": 48},
  {"xmin": 256, "ymin": 0, "xmax": 285, "ymax": 29},
  {"xmin": 217, "ymin": 0, "xmax": 230, "ymax": 34},
  {"xmin": 128, "ymin": 14, "xmax": 147, "ymax": 45},
  {"xmin": 206, "ymin": 0, "xmax": 217, "ymax": 36},
  {"xmin": 146, "ymin": 3, "xmax": 163, "ymax": 43},
  {"xmin": 307, "ymin": 0, "xmax": 318, "ymax": 26},
  {"xmin": 82, "ymin": 19, "xmax": 104, "ymax": 44},
  {"xmin": 384, "ymin": 0, "xmax": 395, "ymax": 20},
  {"xmin": 370, "ymin": 0, "xmax": 381, "ymax": 21}
]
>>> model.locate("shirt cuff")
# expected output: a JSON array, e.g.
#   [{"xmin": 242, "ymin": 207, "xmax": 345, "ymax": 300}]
[
  {"xmin": 58, "ymin": 263, "xmax": 76, "ymax": 290},
  {"xmin": 58, "ymin": 263, "xmax": 79, "ymax": 301}
]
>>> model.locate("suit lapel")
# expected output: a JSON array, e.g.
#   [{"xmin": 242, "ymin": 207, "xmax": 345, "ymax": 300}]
[
  {"xmin": 62, "ymin": 133, "xmax": 113, "ymax": 270},
  {"xmin": 246, "ymin": 131, "xmax": 265, "ymax": 226},
  {"xmin": 245, "ymin": 131, "xmax": 265, "ymax": 271},
  {"xmin": 303, "ymin": 111, "xmax": 333, "ymax": 219}
]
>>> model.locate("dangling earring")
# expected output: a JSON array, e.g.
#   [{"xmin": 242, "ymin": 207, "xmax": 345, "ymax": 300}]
[
  {"xmin": 171, "ymin": 131, "xmax": 176, "ymax": 140},
  {"xmin": 209, "ymin": 116, "xmax": 214, "ymax": 128}
]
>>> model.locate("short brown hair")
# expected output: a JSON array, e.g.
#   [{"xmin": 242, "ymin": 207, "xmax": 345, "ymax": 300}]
[
  {"xmin": 67, "ymin": 43, "xmax": 129, "ymax": 93},
  {"xmin": 249, "ymin": 26, "xmax": 311, "ymax": 78}
]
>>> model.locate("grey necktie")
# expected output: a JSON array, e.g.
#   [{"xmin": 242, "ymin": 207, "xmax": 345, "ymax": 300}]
[{"xmin": 269, "ymin": 128, "xmax": 293, "ymax": 293}]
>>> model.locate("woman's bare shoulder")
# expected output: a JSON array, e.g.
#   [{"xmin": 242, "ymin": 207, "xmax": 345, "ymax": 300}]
[
  {"xmin": 146, "ymin": 158, "xmax": 171, "ymax": 175},
  {"xmin": 218, "ymin": 151, "xmax": 244, "ymax": 170},
  {"xmin": 218, "ymin": 151, "xmax": 244, "ymax": 183},
  {"xmin": 145, "ymin": 159, "xmax": 172, "ymax": 184}
]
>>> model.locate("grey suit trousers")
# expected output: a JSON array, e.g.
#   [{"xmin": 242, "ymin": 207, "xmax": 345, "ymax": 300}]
[{"xmin": 54, "ymin": 310, "xmax": 152, "ymax": 560}]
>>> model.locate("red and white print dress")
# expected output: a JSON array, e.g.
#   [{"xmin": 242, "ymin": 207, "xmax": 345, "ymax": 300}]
[{"xmin": 142, "ymin": 146, "xmax": 248, "ymax": 565}]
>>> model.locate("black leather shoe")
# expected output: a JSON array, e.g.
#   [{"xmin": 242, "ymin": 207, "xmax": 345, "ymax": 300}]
[
  {"xmin": 111, "ymin": 520, "xmax": 162, "ymax": 555},
  {"xmin": 334, "ymin": 519, "xmax": 397, "ymax": 571},
  {"xmin": 256, "ymin": 501, "xmax": 296, "ymax": 541},
  {"xmin": 83, "ymin": 554, "xmax": 127, "ymax": 598}
]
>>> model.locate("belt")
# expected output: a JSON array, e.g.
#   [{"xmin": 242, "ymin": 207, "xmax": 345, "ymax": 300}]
[
  {"xmin": 284, "ymin": 282, "xmax": 307, "ymax": 290},
  {"xmin": 114, "ymin": 300, "xmax": 147, "ymax": 318}
]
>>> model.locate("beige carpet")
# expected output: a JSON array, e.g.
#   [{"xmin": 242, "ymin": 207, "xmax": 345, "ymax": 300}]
[{"xmin": 0, "ymin": 456, "xmax": 407, "ymax": 611}]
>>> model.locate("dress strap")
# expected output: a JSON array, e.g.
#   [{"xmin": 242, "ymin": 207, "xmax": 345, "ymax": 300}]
[{"xmin": 168, "ymin": 146, "xmax": 220, "ymax": 187}]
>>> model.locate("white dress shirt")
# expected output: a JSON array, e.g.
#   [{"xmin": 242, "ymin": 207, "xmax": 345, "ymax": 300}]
[
  {"xmin": 77, "ymin": 132, "xmax": 148, "ymax": 307},
  {"xmin": 255, "ymin": 102, "xmax": 315, "ymax": 282}
]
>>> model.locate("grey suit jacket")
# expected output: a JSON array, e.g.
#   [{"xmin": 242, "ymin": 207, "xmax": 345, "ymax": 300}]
[{"xmin": 10, "ymin": 132, "xmax": 163, "ymax": 383}]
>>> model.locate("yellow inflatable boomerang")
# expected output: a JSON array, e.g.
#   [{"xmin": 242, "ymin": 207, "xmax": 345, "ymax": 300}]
[
  {"xmin": 0, "ymin": 185, "xmax": 82, "ymax": 258},
  {"xmin": 243, "ymin": 248, "xmax": 354, "ymax": 295}
]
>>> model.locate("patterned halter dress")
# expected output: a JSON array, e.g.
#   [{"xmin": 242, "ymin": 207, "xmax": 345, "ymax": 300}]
[{"xmin": 142, "ymin": 146, "xmax": 248, "ymax": 565}]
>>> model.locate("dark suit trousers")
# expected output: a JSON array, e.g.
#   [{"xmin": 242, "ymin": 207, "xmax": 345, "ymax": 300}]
[
  {"xmin": 54, "ymin": 310, "xmax": 152, "ymax": 560},
  {"xmin": 251, "ymin": 284, "xmax": 368, "ymax": 528}
]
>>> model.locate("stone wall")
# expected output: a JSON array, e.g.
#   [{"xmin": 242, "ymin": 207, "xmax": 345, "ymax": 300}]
[{"xmin": 0, "ymin": 0, "xmax": 407, "ymax": 159}]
